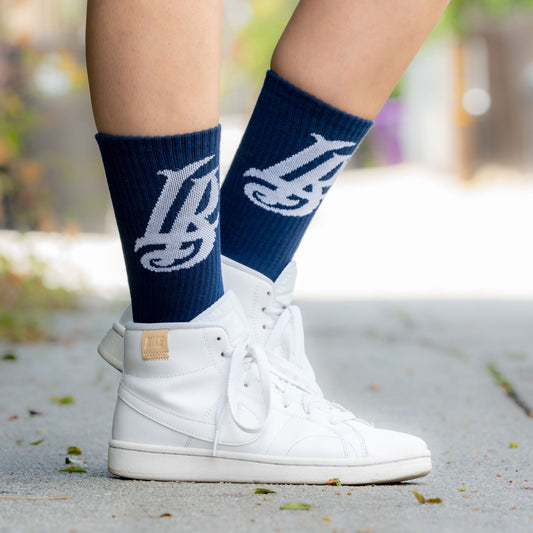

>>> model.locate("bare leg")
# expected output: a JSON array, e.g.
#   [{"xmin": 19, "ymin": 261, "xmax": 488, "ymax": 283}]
[
  {"xmin": 271, "ymin": 0, "xmax": 450, "ymax": 119},
  {"xmin": 86, "ymin": 0, "xmax": 222, "ymax": 136},
  {"xmin": 85, "ymin": 0, "xmax": 224, "ymax": 324},
  {"xmin": 92, "ymin": 0, "xmax": 436, "ymax": 487}
]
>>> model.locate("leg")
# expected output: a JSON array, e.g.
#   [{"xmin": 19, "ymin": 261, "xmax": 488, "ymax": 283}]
[
  {"xmin": 87, "ymin": 0, "xmax": 221, "ymax": 135},
  {"xmin": 271, "ymin": 0, "xmax": 451, "ymax": 119},
  {"xmin": 87, "ymin": 0, "xmax": 223, "ymax": 323},
  {"xmin": 221, "ymin": 0, "xmax": 450, "ymax": 280},
  {"xmin": 95, "ymin": 1, "xmax": 437, "ymax": 485}
]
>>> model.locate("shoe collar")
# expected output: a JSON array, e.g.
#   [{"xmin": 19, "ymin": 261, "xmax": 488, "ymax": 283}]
[
  {"xmin": 192, "ymin": 290, "xmax": 249, "ymax": 347},
  {"xmin": 273, "ymin": 261, "xmax": 297, "ymax": 307},
  {"xmin": 221, "ymin": 255, "xmax": 297, "ymax": 308},
  {"xmin": 127, "ymin": 291, "xmax": 249, "ymax": 348}
]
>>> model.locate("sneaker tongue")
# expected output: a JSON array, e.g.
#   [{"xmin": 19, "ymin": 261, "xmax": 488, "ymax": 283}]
[
  {"xmin": 274, "ymin": 262, "xmax": 297, "ymax": 307},
  {"xmin": 192, "ymin": 291, "xmax": 249, "ymax": 346}
]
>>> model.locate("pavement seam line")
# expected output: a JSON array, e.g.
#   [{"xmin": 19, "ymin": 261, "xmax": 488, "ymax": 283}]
[{"xmin": 486, "ymin": 363, "xmax": 533, "ymax": 418}]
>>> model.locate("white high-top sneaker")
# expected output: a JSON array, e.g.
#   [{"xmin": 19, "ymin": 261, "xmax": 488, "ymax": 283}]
[
  {"xmin": 99, "ymin": 256, "xmax": 319, "ymax": 391},
  {"xmin": 109, "ymin": 291, "xmax": 431, "ymax": 483},
  {"xmin": 220, "ymin": 256, "xmax": 320, "ymax": 395}
]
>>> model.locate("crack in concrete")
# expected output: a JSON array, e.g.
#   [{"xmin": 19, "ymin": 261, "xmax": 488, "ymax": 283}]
[{"xmin": 487, "ymin": 363, "xmax": 533, "ymax": 418}]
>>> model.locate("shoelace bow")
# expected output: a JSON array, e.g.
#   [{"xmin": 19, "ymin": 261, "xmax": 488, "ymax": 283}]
[{"xmin": 212, "ymin": 303, "xmax": 370, "ymax": 456}]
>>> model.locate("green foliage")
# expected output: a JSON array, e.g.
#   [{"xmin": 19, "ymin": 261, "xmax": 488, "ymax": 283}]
[
  {"xmin": 0, "ymin": 16, "xmax": 88, "ymax": 230},
  {"xmin": 436, "ymin": 0, "xmax": 533, "ymax": 37},
  {"xmin": 254, "ymin": 487, "xmax": 277, "ymax": 494},
  {"xmin": 58, "ymin": 465, "xmax": 87, "ymax": 473},
  {"xmin": 16, "ymin": 437, "xmax": 45, "ymax": 446},
  {"xmin": 0, "ymin": 42, "xmax": 52, "ymax": 230},
  {"xmin": 0, "ymin": 89, "xmax": 39, "ymax": 159},
  {"xmin": 413, "ymin": 490, "xmax": 443, "ymax": 504},
  {"xmin": 233, "ymin": 0, "xmax": 297, "ymax": 89},
  {"xmin": 0, "ymin": 254, "xmax": 75, "ymax": 342},
  {"xmin": 66, "ymin": 446, "xmax": 82, "ymax": 455},
  {"xmin": 279, "ymin": 502, "xmax": 313, "ymax": 510},
  {"xmin": 50, "ymin": 395, "xmax": 75, "ymax": 405}
]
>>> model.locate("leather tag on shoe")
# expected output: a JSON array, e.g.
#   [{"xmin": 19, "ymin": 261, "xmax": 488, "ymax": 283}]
[{"xmin": 141, "ymin": 329, "xmax": 170, "ymax": 360}]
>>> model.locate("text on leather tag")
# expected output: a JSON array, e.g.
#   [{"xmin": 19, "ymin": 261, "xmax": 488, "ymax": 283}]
[{"xmin": 141, "ymin": 329, "xmax": 170, "ymax": 360}]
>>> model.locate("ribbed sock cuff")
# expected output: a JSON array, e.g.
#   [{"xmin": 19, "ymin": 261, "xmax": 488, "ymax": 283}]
[
  {"xmin": 220, "ymin": 71, "xmax": 372, "ymax": 280},
  {"xmin": 265, "ymin": 69, "xmax": 374, "ymax": 140},
  {"xmin": 96, "ymin": 126, "xmax": 223, "ymax": 322}
]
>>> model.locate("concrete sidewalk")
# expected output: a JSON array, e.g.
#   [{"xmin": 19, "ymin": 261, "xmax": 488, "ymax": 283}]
[{"xmin": 1, "ymin": 300, "xmax": 532, "ymax": 532}]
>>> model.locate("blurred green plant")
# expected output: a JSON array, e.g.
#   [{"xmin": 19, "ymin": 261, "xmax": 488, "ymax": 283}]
[
  {"xmin": 0, "ymin": 41, "xmax": 52, "ymax": 230},
  {"xmin": 223, "ymin": 0, "xmax": 297, "ymax": 104},
  {"xmin": 436, "ymin": 0, "xmax": 533, "ymax": 37},
  {"xmin": 235, "ymin": 0, "xmax": 296, "ymax": 83},
  {"xmin": 0, "ymin": 254, "xmax": 75, "ymax": 342},
  {"xmin": 0, "ymin": 5, "xmax": 88, "ymax": 230}
]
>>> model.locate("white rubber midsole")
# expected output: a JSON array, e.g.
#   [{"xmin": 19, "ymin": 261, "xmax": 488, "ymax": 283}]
[{"xmin": 108, "ymin": 440, "xmax": 431, "ymax": 484}]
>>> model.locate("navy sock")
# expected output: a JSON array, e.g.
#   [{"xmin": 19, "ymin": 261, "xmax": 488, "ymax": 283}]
[
  {"xmin": 220, "ymin": 71, "xmax": 373, "ymax": 281},
  {"xmin": 96, "ymin": 126, "xmax": 223, "ymax": 323}
]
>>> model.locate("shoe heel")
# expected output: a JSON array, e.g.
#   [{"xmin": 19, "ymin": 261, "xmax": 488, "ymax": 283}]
[
  {"xmin": 108, "ymin": 443, "xmax": 166, "ymax": 480},
  {"xmin": 97, "ymin": 323, "xmax": 124, "ymax": 371},
  {"xmin": 108, "ymin": 441, "xmax": 217, "ymax": 481}
]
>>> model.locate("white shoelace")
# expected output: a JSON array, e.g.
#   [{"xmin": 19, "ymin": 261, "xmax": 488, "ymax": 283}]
[
  {"xmin": 212, "ymin": 343, "xmax": 270, "ymax": 456},
  {"xmin": 262, "ymin": 303, "xmax": 321, "ymax": 395},
  {"xmin": 212, "ymin": 304, "xmax": 370, "ymax": 456},
  {"xmin": 262, "ymin": 303, "xmax": 363, "ymax": 426},
  {"xmin": 263, "ymin": 305, "xmax": 316, "ymax": 386}
]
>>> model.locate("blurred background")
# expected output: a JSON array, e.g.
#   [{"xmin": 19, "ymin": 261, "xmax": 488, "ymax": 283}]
[{"xmin": 1, "ymin": 0, "xmax": 533, "ymax": 319}]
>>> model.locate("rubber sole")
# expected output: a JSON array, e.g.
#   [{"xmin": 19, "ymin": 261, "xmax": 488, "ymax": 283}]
[{"xmin": 108, "ymin": 440, "xmax": 431, "ymax": 484}]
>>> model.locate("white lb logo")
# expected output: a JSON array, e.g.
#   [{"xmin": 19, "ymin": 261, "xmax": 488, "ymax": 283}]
[
  {"xmin": 243, "ymin": 134, "xmax": 355, "ymax": 217},
  {"xmin": 135, "ymin": 156, "xmax": 219, "ymax": 272}
]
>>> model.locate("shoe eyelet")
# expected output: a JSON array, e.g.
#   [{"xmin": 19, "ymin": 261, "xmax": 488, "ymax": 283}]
[
  {"xmin": 266, "ymin": 291, "xmax": 271, "ymax": 296},
  {"xmin": 262, "ymin": 324, "xmax": 267, "ymax": 329},
  {"xmin": 261, "ymin": 307, "xmax": 266, "ymax": 312},
  {"xmin": 220, "ymin": 352, "xmax": 225, "ymax": 357},
  {"xmin": 243, "ymin": 383, "xmax": 249, "ymax": 388},
  {"xmin": 216, "ymin": 336, "xmax": 221, "ymax": 341}
]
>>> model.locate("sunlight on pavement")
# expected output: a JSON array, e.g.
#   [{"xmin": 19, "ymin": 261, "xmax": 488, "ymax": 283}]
[{"xmin": 1, "ymin": 163, "xmax": 533, "ymax": 301}]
